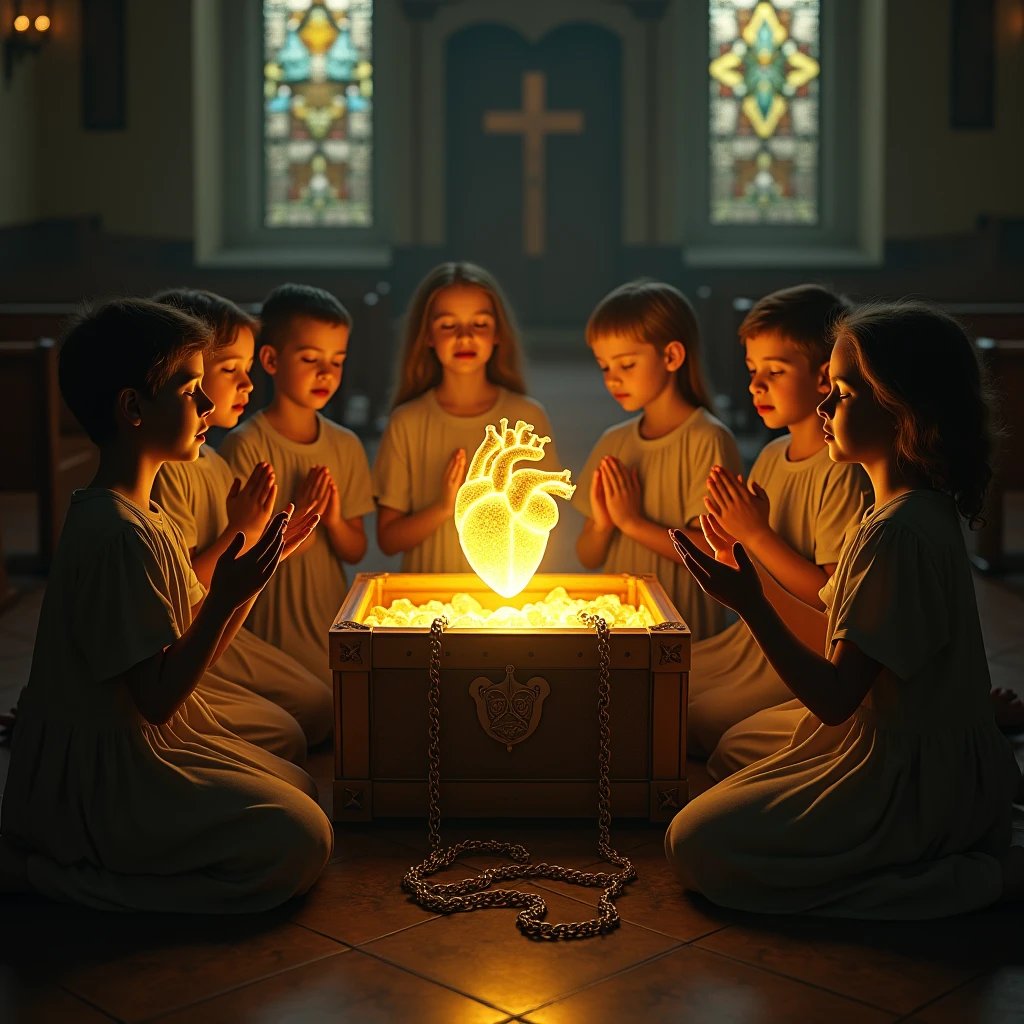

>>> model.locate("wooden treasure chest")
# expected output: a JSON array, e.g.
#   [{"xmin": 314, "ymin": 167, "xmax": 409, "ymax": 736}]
[{"xmin": 330, "ymin": 572, "xmax": 691, "ymax": 824}]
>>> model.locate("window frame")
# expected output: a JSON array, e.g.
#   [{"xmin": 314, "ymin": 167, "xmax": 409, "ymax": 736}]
[
  {"xmin": 193, "ymin": 0, "xmax": 393, "ymax": 267},
  {"xmin": 679, "ymin": 0, "xmax": 885, "ymax": 267}
]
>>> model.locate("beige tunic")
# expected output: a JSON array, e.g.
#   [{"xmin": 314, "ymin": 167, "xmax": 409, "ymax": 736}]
[
  {"xmin": 688, "ymin": 438, "xmax": 872, "ymax": 765},
  {"xmin": 665, "ymin": 490, "xmax": 1019, "ymax": 919},
  {"xmin": 219, "ymin": 412, "xmax": 374, "ymax": 685},
  {"xmin": 153, "ymin": 449, "xmax": 333, "ymax": 747},
  {"xmin": 1, "ymin": 488, "xmax": 332, "ymax": 913},
  {"xmin": 372, "ymin": 387, "xmax": 561, "ymax": 574},
  {"xmin": 573, "ymin": 408, "xmax": 742, "ymax": 641}
]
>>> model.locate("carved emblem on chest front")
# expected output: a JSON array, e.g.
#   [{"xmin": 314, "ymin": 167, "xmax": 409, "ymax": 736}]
[{"xmin": 470, "ymin": 664, "xmax": 551, "ymax": 752}]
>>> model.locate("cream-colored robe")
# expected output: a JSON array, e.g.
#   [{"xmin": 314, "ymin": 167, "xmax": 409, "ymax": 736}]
[
  {"xmin": 1, "ymin": 488, "xmax": 333, "ymax": 913},
  {"xmin": 665, "ymin": 490, "xmax": 1019, "ymax": 919},
  {"xmin": 372, "ymin": 387, "xmax": 560, "ymax": 573},
  {"xmin": 153, "ymin": 448, "xmax": 332, "ymax": 748},
  {"xmin": 219, "ymin": 412, "xmax": 375, "ymax": 685},
  {"xmin": 687, "ymin": 437, "xmax": 871, "ymax": 770},
  {"xmin": 572, "ymin": 408, "xmax": 742, "ymax": 641}
]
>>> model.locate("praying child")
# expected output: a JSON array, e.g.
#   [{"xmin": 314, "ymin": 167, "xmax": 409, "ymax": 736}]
[
  {"xmin": 372, "ymin": 261, "xmax": 560, "ymax": 572},
  {"xmin": 574, "ymin": 280, "xmax": 741, "ymax": 640},
  {"xmin": 666, "ymin": 301, "xmax": 1022, "ymax": 918},
  {"xmin": 0, "ymin": 299, "xmax": 332, "ymax": 909},
  {"xmin": 152, "ymin": 289, "xmax": 333, "ymax": 756},
  {"xmin": 219, "ymin": 284, "xmax": 374, "ymax": 685},
  {"xmin": 687, "ymin": 285, "xmax": 872, "ymax": 777}
]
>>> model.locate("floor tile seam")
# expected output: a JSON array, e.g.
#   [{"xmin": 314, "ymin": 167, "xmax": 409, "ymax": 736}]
[
  {"xmin": 343, "ymin": 944, "xmax": 517, "ymax": 1017},
  {"xmin": 688, "ymin": 942, "xmax": 917, "ymax": 1015},
  {"xmin": 297, "ymin": 908, "xmax": 440, "ymax": 948},
  {"xmin": 886, "ymin": 964, "xmax": 995, "ymax": 1024},
  {"xmin": 512, "ymin": 942, "xmax": 688, "ymax": 1018},
  {"xmin": 56, "ymin": 984, "xmax": 125, "ymax": 1024},
  {"xmin": 127, "ymin": 946, "xmax": 350, "ymax": 1024},
  {"xmin": 522, "ymin": 873, "xmax": 729, "ymax": 944}
]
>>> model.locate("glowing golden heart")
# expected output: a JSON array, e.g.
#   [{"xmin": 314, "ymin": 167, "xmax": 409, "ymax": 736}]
[{"xmin": 455, "ymin": 419, "xmax": 575, "ymax": 598}]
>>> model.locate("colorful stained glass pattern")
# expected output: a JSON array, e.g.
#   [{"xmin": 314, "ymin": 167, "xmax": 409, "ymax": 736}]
[
  {"xmin": 708, "ymin": 1, "xmax": 820, "ymax": 225},
  {"xmin": 263, "ymin": 0, "xmax": 373, "ymax": 228}
]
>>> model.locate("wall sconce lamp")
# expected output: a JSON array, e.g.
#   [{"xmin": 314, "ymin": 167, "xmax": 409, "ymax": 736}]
[{"xmin": 4, "ymin": 1, "xmax": 53, "ymax": 85}]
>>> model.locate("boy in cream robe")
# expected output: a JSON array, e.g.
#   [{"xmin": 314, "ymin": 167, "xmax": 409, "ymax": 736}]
[
  {"xmin": 220, "ymin": 285, "xmax": 374, "ymax": 685},
  {"xmin": 152, "ymin": 289, "xmax": 333, "ymax": 754},
  {"xmin": 687, "ymin": 286, "xmax": 870, "ymax": 776},
  {"xmin": 0, "ymin": 298, "xmax": 331, "ymax": 909}
]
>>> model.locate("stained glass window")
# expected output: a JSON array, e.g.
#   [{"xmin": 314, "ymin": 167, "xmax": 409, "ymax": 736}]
[
  {"xmin": 708, "ymin": 0, "xmax": 820, "ymax": 225},
  {"xmin": 263, "ymin": 0, "xmax": 373, "ymax": 228}
]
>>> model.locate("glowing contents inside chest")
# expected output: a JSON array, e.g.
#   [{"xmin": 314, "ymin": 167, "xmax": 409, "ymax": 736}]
[
  {"xmin": 362, "ymin": 587, "xmax": 654, "ymax": 629},
  {"xmin": 454, "ymin": 419, "xmax": 576, "ymax": 598}
]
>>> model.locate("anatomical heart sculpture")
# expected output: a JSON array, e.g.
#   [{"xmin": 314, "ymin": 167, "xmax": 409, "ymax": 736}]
[{"xmin": 455, "ymin": 419, "xmax": 576, "ymax": 598}]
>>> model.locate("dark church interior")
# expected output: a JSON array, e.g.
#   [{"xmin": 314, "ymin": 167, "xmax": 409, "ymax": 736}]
[{"xmin": 1, "ymin": 0, "xmax": 1023, "ymax": 1020}]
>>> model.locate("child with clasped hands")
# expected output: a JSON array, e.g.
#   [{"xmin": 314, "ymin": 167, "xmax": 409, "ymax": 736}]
[
  {"xmin": 574, "ymin": 280, "xmax": 741, "ymax": 640},
  {"xmin": 372, "ymin": 262, "xmax": 559, "ymax": 573},
  {"xmin": 0, "ymin": 298, "xmax": 332, "ymax": 910},
  {"xmin": 152, "ymin": 289, "xmax": 334, "ymax": 760},
  {"xmin": 686, "ymin": 285, "xmax": 870, "ymax": 776},
  {"xmin": 664, "ymin": 300, "xmax": 1023, "ymax": 919},
  {"xmin": 219, "ymin": 284, "xmax": 375, "ymax": 686}
]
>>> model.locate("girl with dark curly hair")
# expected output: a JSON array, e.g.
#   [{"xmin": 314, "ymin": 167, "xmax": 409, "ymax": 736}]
[{"xmin": 665, "ymin": 300, "xmax": 1024, "ymax": 916}]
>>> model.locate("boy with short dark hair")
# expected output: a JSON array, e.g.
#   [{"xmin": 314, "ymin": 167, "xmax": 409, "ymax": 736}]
[
  {"xmin": 688, "ymin": 284, "xmax": 872, "ymax": 778},
  {"xmin": 219, "ymin": 284, "xmax": 374, "ymax": 685},
  {"xmin": 0, "ymin": 298, "xmax": 331, "ymax": 908}
]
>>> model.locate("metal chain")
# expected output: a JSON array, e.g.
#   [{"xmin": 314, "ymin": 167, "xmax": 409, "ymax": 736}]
[{"xmin": 402, "ymin": 612, "xmax": 636, "ymax": 940}]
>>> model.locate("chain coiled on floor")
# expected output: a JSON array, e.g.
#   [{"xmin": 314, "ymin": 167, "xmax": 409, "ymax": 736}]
[{"xmin": 401, "ymin": 612, "xmax": 636, "ymax": 940}]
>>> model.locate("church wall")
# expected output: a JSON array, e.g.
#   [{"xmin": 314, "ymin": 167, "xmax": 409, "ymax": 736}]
[
  {"xmin": 0, "ymin": 0, "xmax": 38, "ymax": 228},
  {"xmin": 30, "ymin": 0, "xmax": 193, "ymax": 240},
  {"xmin": 1, "ymin": 0, "xmax": 1023, "ymax": 254},
  {"xmin": 885, "ymin": 0, "xmax": 1024, "ymax": 238}
]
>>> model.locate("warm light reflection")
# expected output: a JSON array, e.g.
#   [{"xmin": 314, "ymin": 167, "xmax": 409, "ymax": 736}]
[
  {"xmin": 362, "ymin": 586, "xmax": 654, "ymax": 629},
  {"xmin": 13, "ymin": 14, "xmax": 29, "ymax": 31},
  {"xmin": 34, "ymin": 14, "xmax": 50, "ymax": 31},
  {"xmin": 455, "ymin": 419, "xmax": 575, "ymax": 598}
]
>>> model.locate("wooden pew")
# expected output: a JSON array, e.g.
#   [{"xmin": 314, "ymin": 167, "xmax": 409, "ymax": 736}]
[
  {"xmin": 0, "ymin": 339, "xmax": 99, "ymax": 569},
  {"xmin": 945, "ymin": 303, "xmax": 1024, "ymax": 344},
  {"xmin": 972, "ymin": 337, "xmax": 1024, "ymax": 572}
]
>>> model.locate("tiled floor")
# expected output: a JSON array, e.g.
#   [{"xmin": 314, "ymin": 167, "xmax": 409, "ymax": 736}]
[{"xmin": 2, "ymin": 360, "xmax": 1024, "ymax": 1022}]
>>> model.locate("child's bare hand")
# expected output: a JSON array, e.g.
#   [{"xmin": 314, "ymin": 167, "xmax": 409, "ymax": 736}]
[
  {"xmin": 322, "ymin": 474, "xmax": 342, "ymax": 527},
  {"xmin": 671, "ymin": 526, "xmax": 763, "ymax": 616},
  {"xmin": 225, "ymin": 462, "xmax": 276, "ymax": 543},
  {"xmin": 600, "ymin": 457, "xmax": 642, "ymax": 531},
  {"xmin": 210, "ymin": 508, "xmax": 290, "ymax": 610},
  {"xmin": 295, "ymin": 465, "xmax": 331, "ymax": 518},
  {"xmin": 440, "ymin": 448, "xmax": 467, "ymax": 515},
  {"xmin": 589, "ymin": 466, "xmax": 612, "ymax": 532},
  {"xmin": 281, "ymin": 503, "xmax": 321, "ymax": 561},
  {"xmin": 699, "ymin": 513, "xmax": 740, "ymax": 569},
  {"xmin": 704, "ymin": 465, "xmax": 771, "ymax": 545}
]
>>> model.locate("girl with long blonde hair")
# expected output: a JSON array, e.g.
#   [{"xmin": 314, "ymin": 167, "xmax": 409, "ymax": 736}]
[{"xmin": 372, "ymin": 262, "xmax": 561, "ymax": 572}]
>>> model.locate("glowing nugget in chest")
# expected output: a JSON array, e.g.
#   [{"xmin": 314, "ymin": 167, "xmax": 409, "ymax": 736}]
[{"xmin": 454, "ymin": 418, "xmax": 575, "ymax": 598}]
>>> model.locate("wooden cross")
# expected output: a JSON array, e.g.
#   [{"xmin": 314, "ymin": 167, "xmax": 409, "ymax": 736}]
[{"xmin": 483, "ymin": 71, "xmax": 584, "ymax": 257}]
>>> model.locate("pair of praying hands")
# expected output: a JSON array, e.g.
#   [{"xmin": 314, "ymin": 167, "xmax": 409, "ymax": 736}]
[
  {"xmin": 294, "ymin": 464, "xmax": 345, "ymax": 529},
  {"xmin": 224, "ymin": 462, "xmax": 332, "ymax": 560},
  {"xmin": 703, "ymin": 464, "xmax": 771, "ymax": 548},
  {"xmin": 590, "ymin": 455, "xmax": 642, "ymax": 533}
]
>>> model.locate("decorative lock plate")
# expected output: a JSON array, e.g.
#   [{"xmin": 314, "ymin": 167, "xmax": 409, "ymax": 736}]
[{"xmin": 470, "ymin": 663, "xmax": 551, "ymax": 752}]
